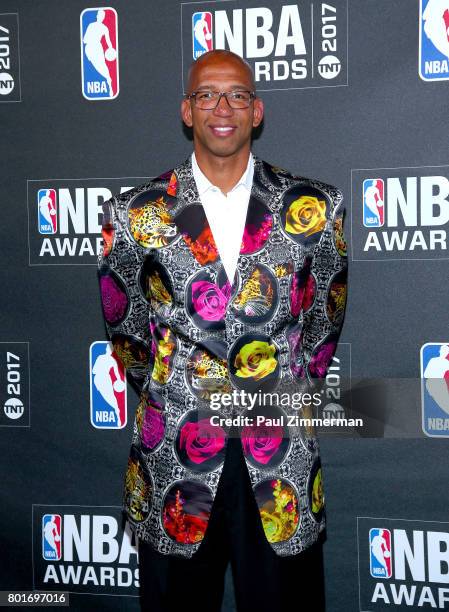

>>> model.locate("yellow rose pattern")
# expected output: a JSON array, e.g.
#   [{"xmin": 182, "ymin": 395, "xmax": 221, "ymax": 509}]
[
  {"xmin": 234, "ymin": 340, "xmax": 277, "ymax": 381},
  {"xmin": 285, "ymin": 195, "xmax": 326, "ymax": 237}
]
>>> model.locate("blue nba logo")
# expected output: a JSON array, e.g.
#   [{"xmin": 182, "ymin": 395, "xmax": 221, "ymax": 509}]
[
  {"xmin": 420, "ymin": 0, "xmax": 449, "ymax": 81},
  {"xmin": 421, "ymin": 342, "xmax": 449, "ymax": 437},
  {"xmin": 37, "ymin": 189, "xmax": 57, "ymax": 235},
  {"xmin": 363, "ymin": 179, "xmax": 384, "ymax": 228},
  {"xmin": 192, "ymin": 12, "xmax": 213, "ymax": 59},
  {"xmin": 42, "ymin": 514, "xmax": 62, "ymax": 561},
  {"xmin": 369, "ymin": 528, "xmax": 392, "ymax": 578},
  {"xmin": 90, "ymin": 341, "xmax": 127, "ymax": 429},
  {"xmin": 80, "ymin": 7, "xmax": 119, "ymax": 100}
]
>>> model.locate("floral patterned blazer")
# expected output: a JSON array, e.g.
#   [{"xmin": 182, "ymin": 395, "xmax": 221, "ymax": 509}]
[{"xmin": 98, "ymin": 154, "xmax": 348, "ymax": 559}]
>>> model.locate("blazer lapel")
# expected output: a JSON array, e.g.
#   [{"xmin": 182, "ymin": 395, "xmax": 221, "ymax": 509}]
[
  {"xmin": 167, "ymin": 155, "xmax": 275, "ymax": 286},
  {"xmin": 170, "ymin": 156, "xmax": 222, "ymax": 267}
]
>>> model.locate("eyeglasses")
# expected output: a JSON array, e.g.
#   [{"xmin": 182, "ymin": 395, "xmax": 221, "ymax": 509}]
[{"xmin": 186, "ymin": 90, "xmax": 256, "ymax": 110}]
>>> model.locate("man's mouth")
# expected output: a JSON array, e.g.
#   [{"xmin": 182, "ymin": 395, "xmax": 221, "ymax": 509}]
[{"xmin": 209, "ymin": 125, "xmax": 236, "ymax": 137}]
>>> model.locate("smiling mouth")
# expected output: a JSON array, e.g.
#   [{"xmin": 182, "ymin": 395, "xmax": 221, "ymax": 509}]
[{"xmin": 209, "ymin": 126, "xmax": 236, "ymax": 137}]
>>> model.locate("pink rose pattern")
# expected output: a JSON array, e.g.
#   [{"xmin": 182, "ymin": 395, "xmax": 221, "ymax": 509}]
[
  {"xmin": 100, "ymin": 275, "xmax": 128, "ymax": 324},
  {"xmin": 179, "ymin": 418, "xmax": 226, "ymax": 464},
  {"xmin": 191, "ymin": 280, "xmax": 232, "ymax": 321},
  {"xmin": 142, "ymin": 407, "xmax": 165, "ymax": 450},
  {"xmin": 309, "ymin": 341, "xmax": 337, "ymax": 378},
  {"xmin": 241, "ymin": 423, "xmax": 283, "ymax": 464}
]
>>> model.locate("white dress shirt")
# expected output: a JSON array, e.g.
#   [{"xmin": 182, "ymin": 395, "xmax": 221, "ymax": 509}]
[{"xmin": 191, "ymin": 152, "xmax": 254, "ymax": 285}]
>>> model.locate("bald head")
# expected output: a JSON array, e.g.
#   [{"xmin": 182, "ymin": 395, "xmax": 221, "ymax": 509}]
[{"xmin": 186, "ymin": 50, "xmax": 256, "ymax": 94}]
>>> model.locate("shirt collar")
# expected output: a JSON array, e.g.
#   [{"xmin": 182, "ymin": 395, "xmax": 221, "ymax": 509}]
[{"xmin": 191, "ymin": 152, "xmax": 254, "ymax": 196}]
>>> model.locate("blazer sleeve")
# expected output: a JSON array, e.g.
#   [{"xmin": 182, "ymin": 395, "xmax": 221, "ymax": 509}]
[
  {"xmin": 300, "ymin": 188, "xmax": 348, "ymax": 387},
  {"xmin": 97, "ymin": 195, "xmax": 152, "ymax": 395}
]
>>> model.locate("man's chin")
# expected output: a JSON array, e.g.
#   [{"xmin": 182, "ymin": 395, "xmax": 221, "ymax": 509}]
[{"xmin": 203, "ymin": 142, "xmax": 248, "ymax": 159}]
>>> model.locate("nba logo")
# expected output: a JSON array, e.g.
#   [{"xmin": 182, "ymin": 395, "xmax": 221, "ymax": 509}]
[
  {"xmin": 421, "ymin": 342, "xmax": 449, "ymax": 437},
  {"xmin": 80, "ymin": 7, "xmax": 119, "ymax": 100},
  {"xmin": 90, "ymin": 341, "xmax": 127, "ymax": 429},
  {"xmin": 363, "ymin": 179, "xmax": 384, "ymax": 227},
  {"xmin": 419, "ymin": 0, "xmax": 449, "ymax": 81},
  {"xmin": 369, "ymin": 528, "xmax": 392, "ymax": 578},
  {"xmin": 192, "ymin": 12, "xmax": 213, "ymax": 59},
  {"xmin": 37, "ymin": 189, "xmax": 57, "ymax": 235},
  {"xmin": 42, "ymin": 514, "xmax": 62, "ymax": 561}
]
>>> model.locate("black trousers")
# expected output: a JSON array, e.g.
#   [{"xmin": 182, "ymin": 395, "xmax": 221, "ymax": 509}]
[{"xmin": 139, "ymin": 436, "xmax": 326, "ymax": 612}]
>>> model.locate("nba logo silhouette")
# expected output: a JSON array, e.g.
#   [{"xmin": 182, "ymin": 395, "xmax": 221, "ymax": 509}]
[
  {"xmin": 192, "ymin": 12, "xmax": 213, "ymax": 59},
  {"xmin": 90, "ymin": 341, "xmax": 127, "ymax": 429},
  {"xmin": 419, "ymin": 0, "xmax": 449, "ymax": 81},
  {"xmin": 369, "ymin": 528, "xmax": 392, "ymax": 578},
  {"xmin": 37, "ymin": 189, "xmax": 57, "ymax": 235},
  {"xmin": 363, "ymin": 179, "xmax": 384, "ymax": 227},
  {"xmin": 42, "ymin": 514, "xmax": 62, "ymax": 561},
  {"xmin": 80, "ymin": 7, "xmax": 119, "ymax": 100},
  {"xmin": 421, "ymin": 342, "xmax": 449, "ymax": 437}
]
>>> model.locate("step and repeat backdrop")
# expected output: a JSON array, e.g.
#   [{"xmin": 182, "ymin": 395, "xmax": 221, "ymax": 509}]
[{"xmin": 1, "ymin": 1, "xmax": 449, "ymax": 610}]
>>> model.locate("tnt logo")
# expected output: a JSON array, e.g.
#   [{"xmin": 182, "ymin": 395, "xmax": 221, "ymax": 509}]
[
  {"xmin": 193, "ymin": 12, "xmax": 213, "ymax": 59},
  {"xmin": 369, "ymin": 528, "xmax": 392, "ymax": 579},
  {"xmin": 363, "ymin": 179, "xmax": 384, "ymax": 228},
  {"xmin": 37, "ymin": 189, "xmax": 57, "ymax": 235},
  {"xmin": 421, "ymin": 342, "xmax": 449, "ymax": 437},
  {"xmin": 420, "ymin": 0, "xmax": 449, "ymax": 81},
  {"xmin": 80, "ymin": 7, "xmax": 119, "ymax": 100},
  {"xmin": 42, "ymin": 514, "xmax": 62, "ymax": 561},
  {"xmin": 90, "ymin": 341, "xmax": 126, "ymax": 429}
]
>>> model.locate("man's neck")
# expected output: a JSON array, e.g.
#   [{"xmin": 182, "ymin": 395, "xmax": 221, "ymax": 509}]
[{"xmin": 193, "ymin": 147, "xmax": 251, "ymax": 194}]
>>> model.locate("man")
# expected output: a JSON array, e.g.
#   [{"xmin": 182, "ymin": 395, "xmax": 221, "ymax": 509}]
[{"xmin": 98, "ymin": 49, "xmax": 348, "ymax": 611}]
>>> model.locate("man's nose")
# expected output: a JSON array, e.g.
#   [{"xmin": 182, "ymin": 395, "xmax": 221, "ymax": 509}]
[{"xmin": 213, "ymin": 93, "xmax": 234, "ymax": 115}]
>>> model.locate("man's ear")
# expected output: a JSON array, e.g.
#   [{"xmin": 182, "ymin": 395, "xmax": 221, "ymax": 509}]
[
  {"xmin": 181, "ymin": 98, "xmax": 193, "ymax": 128},
  {"xmin": 252, "ymin": 97, "xmax": 264, "ymax": 128}
]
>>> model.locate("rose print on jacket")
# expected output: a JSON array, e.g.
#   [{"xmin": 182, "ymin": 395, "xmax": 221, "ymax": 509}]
[
  {"xmin": 99, "ymin": 270, "xmax": 129, "ymax": 326},
  {"xmin": 286, "ymin": 195, "xmax": 326, "ymax": 237},
  {"xmin": 192, "ymin": 279, "xmax": 231, "ymax": 321},
  {"xmin": 241, "ymin": 407, "xmax": 289, "ymax": 468},
  {"xmin": 229, "ymin": 334, "xmax": 280, "ymax": 392},
  {"xmin": 235, "ymin": 340, "xmax": 277, "ymax": 380},
  {"xmin": 175, "ymin": 411, "xmax": 227, "ymax": 472},
  {"xmin": 187, "ymin": 267, "xmax": 237, "ymax": 331},
  {"xmin": 281, "ymin": 186, "xmax": 330, "ymax": 246},
  {"xmin": 308, "ymin": 334, "xmax": 338, "ymax": 379}
]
